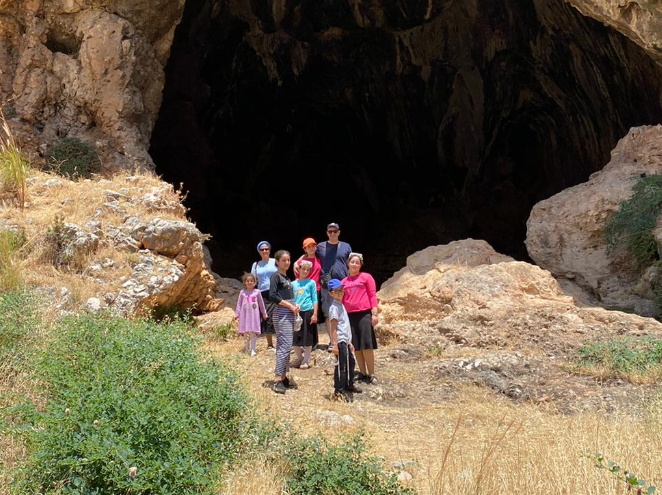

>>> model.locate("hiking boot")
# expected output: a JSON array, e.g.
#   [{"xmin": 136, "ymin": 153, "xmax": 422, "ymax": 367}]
[
  {"xmin": 283, "ymin": 377, "xmax": 298, "ymax": 389},
  {"xmin": 346, "ymin": 384, "xmax": 363, "ymax": 394},
  {"xmin": 272, "ymin": 381, "xmax": 286, "ymax": 394}
]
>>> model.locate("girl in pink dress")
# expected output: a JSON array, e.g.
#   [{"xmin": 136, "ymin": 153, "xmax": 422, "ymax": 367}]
[{"xmin": 235, "ymin": 273, "xmax": 268, "ymax": 356}]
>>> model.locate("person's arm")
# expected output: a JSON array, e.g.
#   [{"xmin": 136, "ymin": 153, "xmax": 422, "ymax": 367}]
[
  {"xmin": 269, "ymin": 274, "xmax": 282, "ymax": 305},
  {"xmin": 310, "ymin": 283, "xmax": 318, "ymax": 323},
  {"xmin": 365, "ymin": 273, "xmax": 379, "ymax": 326},
  {"xmin": 257, "ymin": 291, "xmax": 268, "ymax": 320},
  {"xmin": 293, "ymin": 257, "xmax": 303, "ymax": 276},
  {"xmin": 330, "ymin": 318, "xmax": 339, "ymax": 356},
  {"xmin": 234, "ymin": 292, "xmax": 244, "ymax": 320},
  {"xmin": 311, "ymin": 301, "xmax": 318, "ymax": 324}
]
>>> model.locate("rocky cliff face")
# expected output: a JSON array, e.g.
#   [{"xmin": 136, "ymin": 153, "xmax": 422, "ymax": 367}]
[
  {"xmin": 0, "ymin": 0, "xmax": 185, "ymax": 170},
  {"xmin": 526, "ymin": 125, "xmax": 662, "ymax": 316},
  {"xmin": 566, "ymin": 0, "xmax": 662, "ymax": 62},
  {"xmin": 151, "ymin": 0, "xmax": 662, "ymax": 280}
]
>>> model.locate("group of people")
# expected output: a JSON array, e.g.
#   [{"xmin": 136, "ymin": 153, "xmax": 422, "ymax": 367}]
[{"xmin": 233, "ymin": 223, "xmax": 380, "ymax": 401}]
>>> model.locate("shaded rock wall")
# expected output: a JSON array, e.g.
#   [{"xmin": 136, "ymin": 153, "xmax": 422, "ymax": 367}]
[
  {"xmin": 151, "ymin": 0, "xmax": 662, "ymax": 281},
  {"xmin": 0, "ymin": 0, "xmax": 185, "ymax": 170}
]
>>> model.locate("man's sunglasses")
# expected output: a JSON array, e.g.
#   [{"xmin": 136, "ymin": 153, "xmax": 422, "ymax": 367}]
[{"xmin": 327, "ymin": 230, "xmax": 339, "ymax": 234}]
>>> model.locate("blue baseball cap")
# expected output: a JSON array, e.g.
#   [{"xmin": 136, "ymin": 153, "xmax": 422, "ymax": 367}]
[
  {"xmin": 327, "ymin": 279, "xmax": 344, "ymax": 291},
  {"xmin": 257, "ymin": 241, "xmax": 271, "ymax": 252}
]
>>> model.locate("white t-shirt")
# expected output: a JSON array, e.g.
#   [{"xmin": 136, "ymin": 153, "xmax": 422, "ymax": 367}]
[{"xmin": 328, "ymin": 300, "xmax": 351, "ymax": 344}]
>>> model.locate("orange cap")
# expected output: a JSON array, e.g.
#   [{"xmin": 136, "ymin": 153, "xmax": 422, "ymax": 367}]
[{"xmin": 302, "ymin": 237, "xmax": 317, "ymax": 248}]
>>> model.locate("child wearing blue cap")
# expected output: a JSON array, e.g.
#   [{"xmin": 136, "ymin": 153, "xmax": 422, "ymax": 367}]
[{"xmin": 327, "ymin": 278, "xmax": 362, "ymax": 401}]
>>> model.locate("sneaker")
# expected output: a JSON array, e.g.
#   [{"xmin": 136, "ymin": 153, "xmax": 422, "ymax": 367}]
[
  {"xmin": 267, "ymin": 346, "xmax": 276, "ymax": 353},
  {"xmin": 367, "ymin": 375, "xmax": 378, "ymax": 385},
  {"xmin": 346, "ymin": 384, "xmax": 363, "ymax": 394},
  {"xmin": 283, "ymin": 377, "xmax": 298, "ymax": 389},
  {"xmin": 355, "ymin": 372, "xmax": 367, "ymax": 381},
  {"xmin": 333, "ymin": 390, "xmax": 351, "ymax": 402},
  {"xmin": 300, "ymin": 363, "xmax": 310, "ymax": 370},
  {"xmin": 272, "ymin": 381, "xmax": 286, "ymax": 394},
  {"xmin": 327, "ymin": 344, "xmax": 334, "ymax": 353},
  {"xmin": 250, "ymin": 350, "xmax": 257, "ymax": 357}
]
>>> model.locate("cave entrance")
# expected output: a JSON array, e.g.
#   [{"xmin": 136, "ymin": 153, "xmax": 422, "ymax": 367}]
[{"xmin": 150, "ymin": 0, "xmax": 662, "ymax": 284}]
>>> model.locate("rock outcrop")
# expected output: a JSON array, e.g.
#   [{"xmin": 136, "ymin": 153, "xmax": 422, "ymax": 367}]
[
  {"xmin": 379, "ymin": 239, "xmax": 662, "ymax": 350},
  {"xmin": 378, "ymin": 239, "xmax": 662, "ymax": 405},
  {"xmin": 15, "ymin": 171, "xmax": 226, "ymax": 316},
  {"xmin": 567, "ymin": 0, "xmax": 662, "ymax": 63},
  {"xmin": 0, "ymin": 0, "xmax": 185, "ymax": 170},
  {"xmin": 526, "ymin": 125, "xmax": 662, "ymax": 315}
]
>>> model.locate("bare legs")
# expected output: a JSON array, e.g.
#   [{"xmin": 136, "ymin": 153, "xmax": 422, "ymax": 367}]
[{"xmin": 354, "ymin": 349, "xmax": 375, "ymax": 377}]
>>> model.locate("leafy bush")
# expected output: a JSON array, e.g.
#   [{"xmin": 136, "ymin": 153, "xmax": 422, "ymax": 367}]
[
  {"xmin": 286, "ymin": 435, "xmax": 413, "ymax": 495},
  {"xmin": 0, "ymin": 119, "xmax": 29, "ymax": 210},
  {"xmin": 45, "ymin": 137, "xmax": 101, "ymax": 179},
  {"xmin": 13, "ymin": 314, "xmax": 248, "ymax": 494},
  {"xmin": 604, "ymin": 174, "xmax": 662, "ymax": 267},
  {"xmin": 576, "ymin": 337, "xmax": 662, "ymax": 379}
]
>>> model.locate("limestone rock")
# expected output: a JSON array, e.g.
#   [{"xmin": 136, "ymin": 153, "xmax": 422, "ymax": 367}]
[
  {"xmin": 140, "ymin": 218, "xmax": 205, "ymax": 258},
  {"xmin": 526, "ymin": 125, "xmax": 662, "ymax": 315},
  {"xmin": 379, "ymin": 239, "xmax": 662, "ymax": 353},
  {"xmin": 567, "ymin": 0, "xmax": 662, "ymax": 63},
  {"xmin": 56, "ymin": 222, "xmax": 99, "ymax": 266},
  {"xmin": 0, "ymin": 1, "xmax": 186, "ymax": 170}
]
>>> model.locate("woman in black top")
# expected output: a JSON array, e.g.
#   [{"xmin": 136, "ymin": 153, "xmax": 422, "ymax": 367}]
[{"xmin": 269, "ymin": 250, "xmax": 300, "ymax": 394}]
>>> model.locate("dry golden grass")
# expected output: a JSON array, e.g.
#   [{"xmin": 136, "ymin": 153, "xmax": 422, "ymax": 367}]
[
  {"xmin": 0, "ymin": 168, "xmax": 188, "ymax": 312},
  {"xmin": 209, "ymin": 334, "xmax": 662, "ymax": 495}
]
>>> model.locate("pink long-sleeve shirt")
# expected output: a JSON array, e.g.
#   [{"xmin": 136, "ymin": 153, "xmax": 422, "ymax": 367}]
[{"xmin": 341, "ymin": 272, "xmax": 378, "ymax": 313}]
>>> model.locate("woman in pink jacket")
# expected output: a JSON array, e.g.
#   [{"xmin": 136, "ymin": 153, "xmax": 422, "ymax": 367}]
[{"xmin": 342, "ymin": 252, "xmax": 379, "ymax": 384}]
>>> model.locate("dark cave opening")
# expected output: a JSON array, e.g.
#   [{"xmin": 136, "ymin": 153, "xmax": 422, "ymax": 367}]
[{"xmin": 150, "ymin": 0, "xmax": 662, "ymax": 284}]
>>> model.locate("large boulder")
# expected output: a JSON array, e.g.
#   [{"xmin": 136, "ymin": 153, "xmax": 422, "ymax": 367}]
[
  {"xmin": 379, "ymin": 239, "xmax": 662, "ymax": 353},
  {"xmin": 526, "ymin": 125, "xmax": 662, "ymax": 315}
]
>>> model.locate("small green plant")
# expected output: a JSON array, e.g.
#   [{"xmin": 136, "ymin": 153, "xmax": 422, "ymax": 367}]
[
  {"xmin": 213, "ymin": 324, "xmax": 234, "ymax": 342},
  {"xmin": 11, "ymin": 314, "xmax": 249, "ymax": 494},
  {"xmin": 0, "ymin": 290, "xmax": 37, "ymax": 359},
  {"xmin": 150, "ymin": 304, "xmax": 195, "ymax": 323},
  {"xmin": 43, "ymin": 214, "xmax": 70, "ymax": 268},
  {"xmin": 45, "ymin": 137, "xmax": 101, "ymax": 179},
  {"xmin": 574, "ymin": 337, "xmax": 662, "ymax": 380},
  {"xmin": 604, "ymin": 174, "xmax": 662, "ymax": 267},
  {"xmin": 286, "ymin": 435, "xmax": 413, "ymax": 495},
  {"xmin": 0, "ymin": 118, "xmax": 29, "ymax": 210},
  {"xmin": 588, "ymin": 453, "xmax": 656, "ymax": 494}
]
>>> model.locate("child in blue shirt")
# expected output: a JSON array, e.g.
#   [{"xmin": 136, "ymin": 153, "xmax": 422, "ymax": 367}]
[{"xmin": 292, "ymin": 261, "xmax": 318, "ymax": 369}]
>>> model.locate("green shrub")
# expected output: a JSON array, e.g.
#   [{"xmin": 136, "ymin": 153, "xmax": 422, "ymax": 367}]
[
  {"xmin": 604, "ymin": 174, "xmax": 662, "ymax": 267},
  {"xmin": 13, "ymin": 314, "xmax": 248, "ymax": 494},
  {"xmin": 213, "ymin": 324, "xmax": 234, "ymax": 342},
  {"xmin": 575, "ymin": 337, "xmax": 662, "ymax": 378},
  {"xmin": 45, "ymin": 137, "xmax": 101, "ymax": 179},
  {"xmin": 286, "ymin": 435, "xmax": 413, "ymax": 495},
  {"xmin": 0, "ymin": 290, "xmax": 37, "ymax": 359}
]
